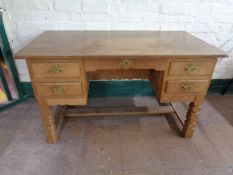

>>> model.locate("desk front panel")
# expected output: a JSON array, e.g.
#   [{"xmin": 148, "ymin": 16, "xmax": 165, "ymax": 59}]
[{"xmin": 26, "ymin": 57, "xmax": 217, "ymax": 105}]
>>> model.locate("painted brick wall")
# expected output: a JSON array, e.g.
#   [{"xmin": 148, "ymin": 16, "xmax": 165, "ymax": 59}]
[{"xmin": 1, "ymin": 0, "xmax": 233, "ymax": 81}]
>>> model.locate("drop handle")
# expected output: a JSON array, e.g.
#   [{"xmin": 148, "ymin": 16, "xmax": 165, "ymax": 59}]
[
  {"xmin": 184, "ymin": 64, "xmax": 198, "ymax": 74},
  {"xmin": 50, "ymin": 65, "xmax": 62, "ymax": 73},
  {"xmin": 181, "ymin": 83, "xmax": 193, "ymax": 92},
  {"xmin": 52, "ymin": 86, "xmax": 64, "ymax": 93}
]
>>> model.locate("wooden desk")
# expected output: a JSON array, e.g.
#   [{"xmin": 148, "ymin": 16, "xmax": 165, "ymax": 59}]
[{"xmin": 15, "ymin": 31, "xmax": 226, "ymax": 144}]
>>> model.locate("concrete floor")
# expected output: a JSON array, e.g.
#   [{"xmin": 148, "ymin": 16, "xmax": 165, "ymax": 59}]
[{"xmin": 0, "ymin": 95, "xmax": 233, "ymax": 175}]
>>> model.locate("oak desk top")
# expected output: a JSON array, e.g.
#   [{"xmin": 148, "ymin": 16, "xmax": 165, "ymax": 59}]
[{"xmin": 15, "ymin": 31, "xmax": 226, "ymax": 59}]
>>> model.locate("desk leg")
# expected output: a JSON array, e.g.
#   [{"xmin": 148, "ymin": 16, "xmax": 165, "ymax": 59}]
[
  {"xmin": 37, "ymin": 98, "xmax": 57, "ymax": 144},
  {"xmin": 182, "ymin": 96, "xmax": 204, "ymax": 138}
]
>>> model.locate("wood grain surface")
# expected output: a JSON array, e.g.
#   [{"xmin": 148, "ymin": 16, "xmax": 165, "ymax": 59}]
[{"xmin": 15, "ymin": 31, "xmax": 226, "ymax": 59}]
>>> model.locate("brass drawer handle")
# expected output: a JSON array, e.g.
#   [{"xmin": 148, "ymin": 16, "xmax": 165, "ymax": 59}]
[
  {"xmin": 52, "ymin": 86, "xmax": 64, "ymax": 93},
  {"xmin": 120, "ymin": 59, "xmax": 133, "ymax": 69},
  {"xmin": 50, "ymin": 65, "xmax": 62, "ymax": 73},
  {"xmin": 181, "ymin": 83, "xmax": 193, "ymax": 92},
  {"xmin": 184, "ymin": 64, "xmax": 198, "ymax": 74}
]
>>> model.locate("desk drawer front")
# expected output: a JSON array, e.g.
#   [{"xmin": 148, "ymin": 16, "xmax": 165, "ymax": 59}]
[
  {"xmin": 169, "ymin": 61, "xmax": 215, "ymax": 76},
  {"xmin": 165, "ymin": 80, "xmax": 209, "ymax": 94},
  {"xmin": 31, "ymin": 62, "xmax": 81, "ymax": 79},
  {"xmin": 34, "ymin": 83, "xmax": 83, "ymax": 96},
  {"xmin": 84, "ymin": 58, "xmax": 167, "ymax": 71}
]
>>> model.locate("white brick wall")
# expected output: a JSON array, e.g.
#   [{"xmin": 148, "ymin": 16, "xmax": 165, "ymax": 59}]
[{"xmin": 1, "ymin": 0, "xmax": 233, "ymax": 81}]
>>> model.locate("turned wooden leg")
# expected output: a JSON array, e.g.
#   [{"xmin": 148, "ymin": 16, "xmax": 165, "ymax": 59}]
[
  {"xmin": 182, "ymin": 96, "xmax": 205, "ymax": 138},
  {"xmin": 37, "ymin": 98, "xmax": 57, "ymax": 144}
]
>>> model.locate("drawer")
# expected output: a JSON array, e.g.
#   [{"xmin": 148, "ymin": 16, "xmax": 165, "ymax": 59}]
[
  {"xmin": 34, "ymin": 83, "xmax": 83, "ymax": 97},
  {"xmin": 169, "ymin": 61, "xmax": 215, "ymax": 76},
  {"xmin": 165, "ymin": 80, "xmax": 209, "ymax": 94},
  {"xmin": 30, "ymin": 62, "xmax": 81, "ymax": 80},
  {"xmin": 84, "ymin": 58, "xmax": 167, "ymax": 71}
]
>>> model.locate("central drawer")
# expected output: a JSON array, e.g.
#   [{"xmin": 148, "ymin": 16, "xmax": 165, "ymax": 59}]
[
  {"xmin": 34, "ymin": 83, "xmax": 83, "ymax": 97},
  {"xmin": 30, "ymin": 62, "xmax": 81, "ymax": 81},
  {"xmin": 84, "ymin": 58, "xmax": 167, "ymax": 71}
]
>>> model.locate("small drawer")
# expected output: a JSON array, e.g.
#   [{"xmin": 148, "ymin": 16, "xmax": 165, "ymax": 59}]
[
  {"xmin": 169, "ymin": 61, "xmax": 215, "ymax": 76},
  {"xmin": 165, "ymin": 80, "xmax": 209, "ymax": 94},
  {"xmin": 34, "ymin": 83, "xmax": 83, "ymax": 97},
  {"xmin": 30, "ymin": 62, "xmax": 81, "ymax": 80}
]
